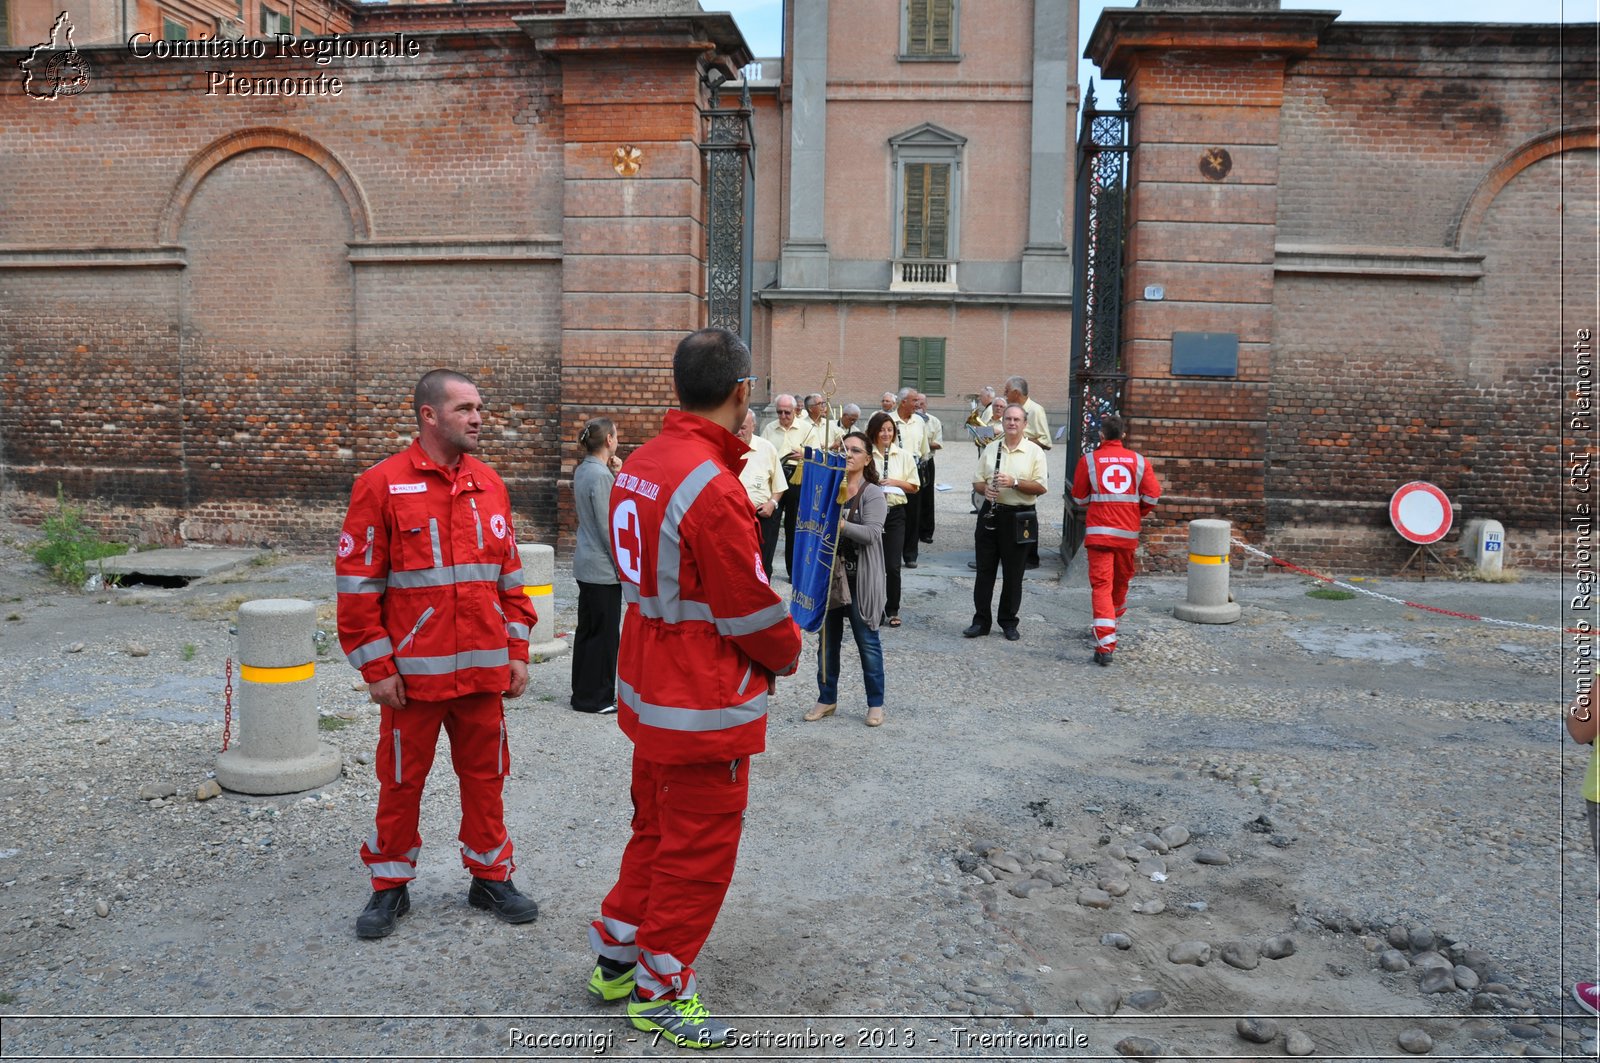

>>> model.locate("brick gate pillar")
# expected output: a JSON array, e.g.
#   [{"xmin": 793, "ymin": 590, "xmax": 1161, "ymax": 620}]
[
  {"xmin": 519, "ymin": 7, "xmax": 752, "ymax": 548},
  {"xmin": 1086, "ymin": 4, "xmax": 1333, "ymax": 561}
]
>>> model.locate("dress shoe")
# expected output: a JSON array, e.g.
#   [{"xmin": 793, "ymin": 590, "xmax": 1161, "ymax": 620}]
[
  {"xmin": 919, "ymin": 537, "xmax": 934, "ymax": 544},
  {"xmin": 1093, "ymin": 650, "xmax": 1113, "ymax": 667},
  {"xmin": 1025, "ymin": 559, "xmax": 1040, "ymax": 570},
  {"xmin": 468, "ymin": 876, "xmax": 539, "ymax": 924},
  {"xmin": 1002, "ymin": 628, "xmax": 1020, "ymax": 642},
  {"xmin": 903, "ymin": 560, "xmax": 918, "ymax": 569},
  {"xmin": 355, "ymin": 884, "xmax": 409, "ymax": 939},
  {"xmin": 966, "ymin": 560, "xmax": 978, "ymax": 570},
  {"xmin": 962, "ymin": 623, "xmax": 989, "ymax": 638},
  {"xmin": 803, "ymin": 702, "xmax": 837, "ymax": 722}
]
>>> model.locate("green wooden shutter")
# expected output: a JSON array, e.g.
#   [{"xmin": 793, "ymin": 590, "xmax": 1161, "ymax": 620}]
[
  {"xmin": 925, "ymin": 163, "xmax": 950, "ymax": 260},
  {"xmin": 921, "ymin": 338, "xmax": 946, "ymax": 396},
  {"xmin": 907, "ymin": 0, "xmax": 929, "ymax": 55},
  {"xmin": 902, "ymin": 164, "xmax": 926, "ymax": 258},
  {"xmin": 899, "ymin": 337, "xmax": 921, "ymax": 390},
  {"xmin": 930, "ymin": 0, "xmax": 953, "ymax": 55}
]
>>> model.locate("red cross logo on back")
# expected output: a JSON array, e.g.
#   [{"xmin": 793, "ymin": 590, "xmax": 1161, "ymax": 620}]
[
  {"xmin": 612, "ymin": 500, "xmax": 644, "ymax": 584},
  {"xmin": 1101, "ymin": 462, "xmax": 1134, "ymax": 495}
]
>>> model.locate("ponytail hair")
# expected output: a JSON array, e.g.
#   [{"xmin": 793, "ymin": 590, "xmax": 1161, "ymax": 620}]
[{"xmin": 579, "ymin": 417, "xmax": 615, "ymax": 454}]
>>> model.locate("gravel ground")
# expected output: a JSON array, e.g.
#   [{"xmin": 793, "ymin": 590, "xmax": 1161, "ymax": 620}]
[{"xmin": 0, "ymin": 475, "xmax": 1594, "ymax": 1061}]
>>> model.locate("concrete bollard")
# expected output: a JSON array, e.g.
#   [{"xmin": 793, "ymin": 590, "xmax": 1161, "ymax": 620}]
[
  {"xmin": 518, "ymin": 543, "xmax": 569, "ymax": 661},
  {"xmin": 215, "ymin": 598, "xmax": 343, "ymax": 795},
  {"xmin": 1172, "ymin": 519, "xmax": 1242, "ymax": 624}
]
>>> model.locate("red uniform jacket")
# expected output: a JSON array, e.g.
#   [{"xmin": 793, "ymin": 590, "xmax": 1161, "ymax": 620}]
[
  {"xmin": 610, "ymin": 410, "xmax": 803, "ymax": 765},
  {"xmin": 1071, "ymin": 439, "xmax": 1161, "ymax": 550},
  {"xmin": 335, "ymin": 441, "xmax": 535, "ymax": 701}
]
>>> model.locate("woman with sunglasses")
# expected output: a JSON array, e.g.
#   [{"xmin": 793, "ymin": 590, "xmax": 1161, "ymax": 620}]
[
  {"xmin": 864, "ymin": 410, "xmax": 919, "ymax": 629},
  {"xmin": 805, "ymin": 430, "xmax": 889, "ymax": 727}
]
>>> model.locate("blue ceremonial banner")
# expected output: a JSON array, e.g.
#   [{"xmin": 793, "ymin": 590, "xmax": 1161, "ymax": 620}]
[{"xmin": 787, "ymin": 446, "xmax": 847, "ymax": 633}]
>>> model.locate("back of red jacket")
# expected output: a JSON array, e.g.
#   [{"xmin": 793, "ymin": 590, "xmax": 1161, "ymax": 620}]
[
  {"xmin": 610, "ymin": 410, "xmax": 802, "ymax": 765},
  {"xmin": 1071, "ymin": 440, "xmax": 1161, "ymax": 550}
]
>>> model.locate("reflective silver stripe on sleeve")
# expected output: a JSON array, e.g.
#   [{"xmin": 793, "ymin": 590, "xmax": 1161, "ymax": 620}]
[
  {"xmin": 1141, "ymin": 494, "xmax": 1160, "ymax": 505},
  {"xmin": 337, "ymin": 575, "xmax": 388, "ymax": 595},
  {"xmin": 394, "ymin": 648, "xmax": 511, "ymax": 675},
  {"xmin": 461, "ymin": 838, "xmax": 509, "ymax": 867},
  {"xmin": 618, "ymin": 677, "xmax": 766, "ymax": 732},
  {"xmin": 1085, "ymin": 526, "xmax": 1141, "ymax": 540},
  {"xmin": 505, "ymin": 622, "xmax": 531, "ymax": 641},
  {"xmin": 388, "ymin": 563, "xmax": 504, "ymax": 589},
  {"xmin": 498, "ymin": 568, "xmax": 525, "ymax": 593},
  {"xmin": 428, "ymin": 518, "xmax": 443, "ymax": 568},
  {"xmin": 717, "ymin": 599, "xmax": 792, "ymax": 637},
  {"xmin": 363, "ymin": 526, "xmax": 375, "ymax": 566},
  {"xmin": 347, "ymin": 636, "xmax": 394, "ymax": 669}
]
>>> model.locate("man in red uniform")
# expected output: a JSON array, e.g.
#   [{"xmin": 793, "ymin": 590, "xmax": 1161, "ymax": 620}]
[
  {"xmin": 587, "ymin": 327, "xmax": 803, "ymax": 1050},
  {"xmin": 335, "ymin": 369, "xmax": 539, "ymax": 939},
  {"xmin": 1070, "ymin": 414, "xmax": 1161, "ymax": 666}
]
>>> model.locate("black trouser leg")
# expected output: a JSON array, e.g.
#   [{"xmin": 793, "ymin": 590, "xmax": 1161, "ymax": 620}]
[
  {"xmin": 883, "ymin": 505, "xmax": 906, "ymax": 618},
  {"xmin": 971, "ymin": 514, "xmax": 1001, "ymax": 630},
  {"xmin": 918, "ymin": 456, "xmax": 936, "ymax": 541},
  {"xmin": 779, "ymin": 479, "xmax": 799, "ymax": 577},
  {"xmin": 571, "ymin": 580, "xmax": 621, "ymax": 711},
  {"xmin": 997, "ymin": 515, "xmax": 1027, "ymax": 631},
  {"xmin": 902, "ymin": 495, "xmax": 921, "ymax": 565}
]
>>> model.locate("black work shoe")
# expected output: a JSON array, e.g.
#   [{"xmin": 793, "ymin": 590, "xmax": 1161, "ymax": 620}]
[
  {"xmin": 1093, "ymin": 650, "xmax": 1113, "ymax": 667},
  {"xmin": 966, "ymin": 560, "xmax": 979, "ymax": 570},
  {"xmin": 962, "ymin": 624, "xmax": 989, "ymax": 638},
  {"xmin": 355, "ymin": 885, "xmax": 410, "ymax": 940},
  {"xmin": 1025, "ymin": 559, "xmax": 1040, "ymax": 570},
  {"xmin": 1002, "ymin": 628, "xmax": 1021, "ymax": 642},
  {"xmin": 903, "ymin": 560, "xmax": 918, "ymax": 569},
  {"xmin": 468, "ymin": 876, "xmax": 539, "ymax": 924}
]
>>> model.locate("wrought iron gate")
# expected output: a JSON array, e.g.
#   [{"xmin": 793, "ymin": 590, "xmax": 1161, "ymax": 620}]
[
  {"xmin": 702, "ymin": 75, "xmax": 755, "ymax": 343},
  {"xmin": 1063, "ymin": 81, "xmax": 1130, "ymax": 562}
]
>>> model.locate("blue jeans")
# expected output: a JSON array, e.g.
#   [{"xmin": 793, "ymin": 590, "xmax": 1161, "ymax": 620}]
[{"xmin": 816, "ymin": 601, "xmax": 885, "ymax": 708}]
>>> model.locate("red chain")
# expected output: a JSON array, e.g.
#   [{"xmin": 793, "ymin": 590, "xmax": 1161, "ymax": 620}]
[{"xmin": 222, "ymin": 657, "xmax": 233, "ymax": 753}]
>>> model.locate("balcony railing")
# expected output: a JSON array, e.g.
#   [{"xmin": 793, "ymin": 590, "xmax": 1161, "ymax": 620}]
[{"xmin": 892, "ymin": 259, "xmax": 957, "ymax": 291}]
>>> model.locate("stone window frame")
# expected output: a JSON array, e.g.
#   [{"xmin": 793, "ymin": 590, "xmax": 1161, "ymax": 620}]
[
  {"xmin": 890, "ymin": 123, "xmax": 966, "ymax": 266},
  {"xmin": 899, "ymin": 0, "xmax": 960, "ymax": 61}
]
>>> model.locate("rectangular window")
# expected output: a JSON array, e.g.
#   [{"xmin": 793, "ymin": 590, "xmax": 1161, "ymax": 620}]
[
  {"xmin": 162, "ymin": 17, "xmax": 188, "ymax": 39},
  {"xmin": 901, "ymin": 162, "xmax": 951, "ymax": 261},
  {"xmin": 260, "ymin": 5, "xmax": 291, "ymax": 35},
  {"xmin": 905, "ymin": 0, "xmax": 955, "ymax": 57},
  {"xmin": 0, "ymin": 0, "xmax": 10, "ymax": 47},
  {"xmin": 899, "ymin": 337, "xmax": 946, "ymax": 397}
]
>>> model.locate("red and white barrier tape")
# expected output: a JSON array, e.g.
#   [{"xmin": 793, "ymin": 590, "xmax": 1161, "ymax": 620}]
[{"xmin": 1230, "ymin": 538, "xmax": 1586, "ymax": 635}]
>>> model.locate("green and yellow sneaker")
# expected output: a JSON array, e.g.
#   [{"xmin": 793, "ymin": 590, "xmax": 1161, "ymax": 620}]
[
  {"xmin": 586, "ymin": 962, "xmax": 635, "ymax": 1003},
  {"xmin": 626, "ymin": 991, "xmax": 733, "ymax": 1050}
]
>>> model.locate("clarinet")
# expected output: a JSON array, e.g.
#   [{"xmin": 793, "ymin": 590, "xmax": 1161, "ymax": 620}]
[{"xmin": 981, "ymin": 441, "xmax": 1003, "ymax": 532}]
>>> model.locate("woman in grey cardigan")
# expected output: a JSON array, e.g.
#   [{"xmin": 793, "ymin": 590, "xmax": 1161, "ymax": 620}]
[
  {"xmin": 570, "ymin": 418, "xmax": 621, "ymax": 714},
  {"xmin": 806, "ymin": 430, "xmax": 889, "ymax": 727}
]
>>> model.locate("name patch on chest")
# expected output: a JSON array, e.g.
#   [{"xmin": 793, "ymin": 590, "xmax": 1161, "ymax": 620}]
[{"xmin": 389, "ymin": 482, "xmax": 428, "ymax": 495}]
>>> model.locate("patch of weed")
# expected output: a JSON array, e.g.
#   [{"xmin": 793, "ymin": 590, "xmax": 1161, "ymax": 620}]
[
  {"xmin": 31, "ymin": 485, "xmax": 124, "ymax": 588},
  {"xmin": 1306, "ymin": 587, "xmax": 1355, "ymax": 601}
]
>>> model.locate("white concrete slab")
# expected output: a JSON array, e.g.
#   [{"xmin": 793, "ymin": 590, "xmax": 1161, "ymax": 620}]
[{"xmin": 100, "ymin": 548, "xmax": 263, "ymax": 580}]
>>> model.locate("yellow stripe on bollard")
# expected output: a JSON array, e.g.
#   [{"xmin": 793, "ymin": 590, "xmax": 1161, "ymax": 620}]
[
  {"xmin": 1188, "ymin": 553, "xmax": 1228, "ymax": 565},
  {"xmin": 239, "ymin": 662, "xmax": 315, "ymax": 684},
  {"xmin": 524, "ymin": 584, "xmax": 553, "ymax": 596}
]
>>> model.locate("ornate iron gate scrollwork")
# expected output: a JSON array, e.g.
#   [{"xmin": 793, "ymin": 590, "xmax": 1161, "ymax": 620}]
[
  {"xmin": 1064, "ymin": 80, "xmax": 1130, "ymax": 562},
  {"xmin": 701, "ymin": 75, "xmax": 755, "ymax": 343}
]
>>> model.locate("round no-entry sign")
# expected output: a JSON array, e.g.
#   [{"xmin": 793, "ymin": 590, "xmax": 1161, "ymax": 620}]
[{"xmin": 1390, "ymin": 481, "xmax": 1453, "ymax": 544}]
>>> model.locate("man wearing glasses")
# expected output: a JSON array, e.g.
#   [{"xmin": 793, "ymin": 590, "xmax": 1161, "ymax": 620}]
[{"xmin": 761, "ymin": 393, "xmax": 809, "ymax": 579}]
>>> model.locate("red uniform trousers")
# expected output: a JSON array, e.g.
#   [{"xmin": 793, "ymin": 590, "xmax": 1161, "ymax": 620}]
[
  {"xmin": 361, "ymin": 691, "xmax": 514, "ymax": 889},
  {"xmin": 589, "ymin": 752, "xmax": 750, "ymax": 1001},
  {"xmin": 1088, "ymin": 545, "xmax": 1137, "ymax": 655}
]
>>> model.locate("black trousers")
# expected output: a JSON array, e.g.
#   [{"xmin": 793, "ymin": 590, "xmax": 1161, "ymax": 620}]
[
  {"xmin": 918, "ymin": 456, "xmax": 936, "ymax": 541},
  {"xmin": 778, "ymin": 463, "xmax": 799, "ymax": 577},
  {"xmin": 571, "ymin": 581, "xmax": 621, "ymax": 712},
  {"xmin": 972, "ymin": 506, "xmax": 1029, "ymax": 633},
  {"xmin": 756, "ymin": 506, "xmax": 781, "ymax": 581},
  {"xmin": 883, "ymin": 504, "xmax": 906, "ymax": 618},
  {"xmin": 902, "ymin": 487, "xmax": 922, "ymax": 564}
]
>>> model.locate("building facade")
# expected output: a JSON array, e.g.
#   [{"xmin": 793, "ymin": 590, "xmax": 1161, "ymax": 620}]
[{"xmin": 750, "ymin": 0, "xmax": 1079, "ymax": 425}]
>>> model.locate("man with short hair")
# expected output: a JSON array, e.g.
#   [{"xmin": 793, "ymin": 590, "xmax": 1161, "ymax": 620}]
[
  {"xmin": 879, "ymin": 391, "xmax": 897, "ymax": 413},
  {"xmin": 1003, "ymin": 376, "xmax": 1051, "ymax": 568},
  {"xmin": 1071, "ymin": 413, "xmax": 1160, "ymax": 666},
  {"xmin": 760, "ymin": 393, "xmax": 808, "ymax": 578},
  {"xmin": 891, "ymin": 388, "xmax": 931, "ymax": 566},
  {"xmin": 971, "ymin": 385, "xmax": 999, "ymax": 428},
  {"xmin": 587, "ymin": 328, "xmax": 803, "ymax": 1050},
  {"xmin": 965, "ymin": 404, "xmax": 1048, "ymax": 642},
  {"xmin": 336, "ymin": 369, "xmax": 539, "ymax": 940},
  {"xmin": 737, "ymin": 408, "xmax": 785, "ymax": 579},
  {"xmin": 800, "ymin": 392, "xmax": 840, "ymax": 451},
  {"xmin": 838, "ymin": 403, "xmax": 862, "ymax": 433}
]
